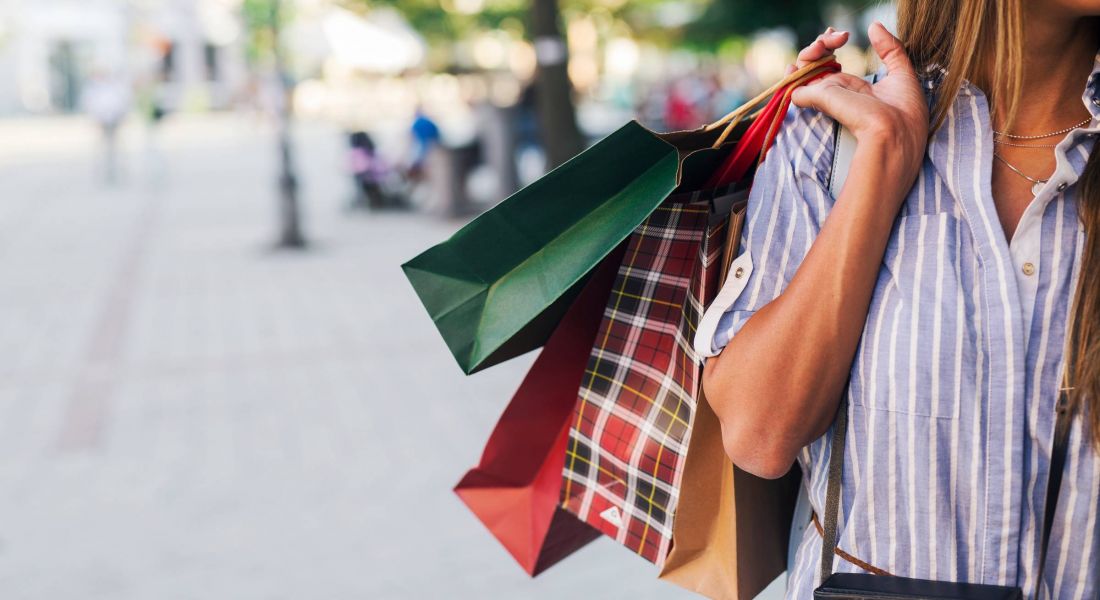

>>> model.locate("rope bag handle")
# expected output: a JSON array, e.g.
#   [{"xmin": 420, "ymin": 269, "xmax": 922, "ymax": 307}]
[{"xmin": 705, "ymin": 57, "xmax": 841, "ymax": 188}]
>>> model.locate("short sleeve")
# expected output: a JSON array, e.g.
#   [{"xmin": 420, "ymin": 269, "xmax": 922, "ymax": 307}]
[{"xmin": 693, "ymin": 106, "xmax": 838, "ymax": 358}]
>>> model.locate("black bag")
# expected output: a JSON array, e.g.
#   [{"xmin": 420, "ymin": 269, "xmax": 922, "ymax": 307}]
[
  {"xmin": 812, "ymin": 381, "xmax": 1072, "ymax": 600},
  {"xmin": 814, "ymin": 572, "xmax": 1023, "ymax": 599}
]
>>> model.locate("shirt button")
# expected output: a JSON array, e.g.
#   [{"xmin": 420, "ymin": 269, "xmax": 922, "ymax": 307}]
[
  {"xmin": 1022, "ymin": 262, "xmax": 1036, "ymax": 276},
  {"xmin": 734, "ymin": 266, "xmax": 745, "ymax": 279},
  {"xmin": 1057, "ymin": 182, "xmax": 1068, "ymax": 192},
  {"xmin": 1093, "ymin": 97, "xmax": 1100, "ymax": 107}
]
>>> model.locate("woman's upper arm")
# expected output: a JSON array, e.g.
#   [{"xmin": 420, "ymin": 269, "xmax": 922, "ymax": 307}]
[{"xmin": 694, "ymin": 106, "xmax": 839, "ymax": 357}]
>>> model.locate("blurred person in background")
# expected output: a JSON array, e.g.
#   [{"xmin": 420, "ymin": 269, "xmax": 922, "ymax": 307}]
[
  {"xmin": 136, "ymin": 74, "xmax": 173, "ymax": 185},
  {"xmin": 663, "ymin": 78, "xmax": 703, "ymax": 131},
  {"xmin": 408, "ymin": 106, "xmax": 441, "ymax": 180},
  {"xmin": 83, "ymin": 70, "xmax": 132, "ymax": 185},
  {"xmin": 348, "ymin": 130, "xmax": 390, "ymax": 210},
  {"xmin": 637, "ymin": 82, "xmax": 670, "ymax": 130},
  {"xmin": 515, "ymin": 83, "xmax": 545, "ymax": 185},
  {"xmin": 708, "ymin": 69, "xmax": 748, "ymax": 126}
]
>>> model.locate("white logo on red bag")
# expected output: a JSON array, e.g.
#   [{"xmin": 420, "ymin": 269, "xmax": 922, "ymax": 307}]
[{"xmin": 599, "ymin": 506, "xmax": 623, "ymax": 528}]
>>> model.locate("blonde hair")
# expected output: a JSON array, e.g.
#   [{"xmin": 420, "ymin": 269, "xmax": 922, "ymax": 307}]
[
  {"xmin": 897, "ymin": 0, "xmax": 1024, "ymax": 132},
  {"xmin": 898, "ymin": 0, "xmax": 1100, "ymax": 452}
]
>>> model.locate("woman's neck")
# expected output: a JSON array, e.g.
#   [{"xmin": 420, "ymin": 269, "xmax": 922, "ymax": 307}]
[{"xmin": 995, "ymin": 13, "xmax": 1098, "ymax": 135}]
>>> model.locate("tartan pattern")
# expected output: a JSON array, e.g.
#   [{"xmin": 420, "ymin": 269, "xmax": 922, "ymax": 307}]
[{"xmin": 560, "ymin": 191, "xmax": 728, "ymax": 565}]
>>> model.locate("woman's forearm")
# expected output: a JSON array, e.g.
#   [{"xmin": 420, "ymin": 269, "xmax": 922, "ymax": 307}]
[{"xmin": 703, "ymin": 135, "xmax": 917, "ymax": 478}]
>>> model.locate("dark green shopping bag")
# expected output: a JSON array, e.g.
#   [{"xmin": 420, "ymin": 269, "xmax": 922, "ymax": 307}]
[{"xmin": 401, "ymin": 121, "xmax": 743, "ymax": 374}]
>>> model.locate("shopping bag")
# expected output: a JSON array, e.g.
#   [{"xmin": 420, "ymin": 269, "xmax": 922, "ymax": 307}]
[
  {"xmin": 558, "ymin": 58, "xmax": 838, "ymax": 574},
  {"xmin": 657, "ymin": 200, "xmax": 801, "ymax": 600},
  {"xmin": 402, "ymin": 122, "xmax": 743, "ymax": 375},
  {"xmin": 658, "ymin": 388, "xmax": 802, "ymax": 599},
  {"xmin": 452, "ymin": 243, "xmax": 626, "ymax": 575},
  {"xmin": 559, "ymin": 191, "xmax": 728, "ymax": 564}
]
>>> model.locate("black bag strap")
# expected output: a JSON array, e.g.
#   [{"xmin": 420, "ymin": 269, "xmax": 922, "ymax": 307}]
[
  {"xmin": 818, "ymin": 388, "xmax": 850, "ymax": 584},
  {"xmin": 1037, "ymin": 387, "xmax": 1073, "ymax": 595},
  {"xmin": 1035, "ymin": 305, "xmax": 1080, "ymax": 597}
]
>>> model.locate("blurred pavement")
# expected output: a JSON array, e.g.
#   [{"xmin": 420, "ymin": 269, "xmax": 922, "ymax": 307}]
[{"xmin": 0, "ymin": 114, "xmax": 792, "ymax": 599}]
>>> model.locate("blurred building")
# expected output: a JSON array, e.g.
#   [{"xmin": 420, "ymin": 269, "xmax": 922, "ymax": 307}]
[{"xmin": 0, "ymin": 0, "xmax": 249, "ymax": 115}]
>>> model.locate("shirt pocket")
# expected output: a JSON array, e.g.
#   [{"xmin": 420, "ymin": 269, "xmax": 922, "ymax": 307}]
[{"xmin": 852, "ymin": 211, "xmax": 963, "ymax": 419}]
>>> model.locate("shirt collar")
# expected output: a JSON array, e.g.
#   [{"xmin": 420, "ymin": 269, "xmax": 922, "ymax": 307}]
[
  {"xmin": 922, "ymin": 48, "xmax": 1100, "ymax": 240},
  {"xmin": 1081, "ymin": 50, "xmax": 1100, "ymax": 120}
]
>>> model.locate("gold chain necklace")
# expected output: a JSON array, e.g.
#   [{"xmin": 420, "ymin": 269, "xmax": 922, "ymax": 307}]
[
  {"xmin": 993, "ymin": 116, "xmax": 1093, "ymax": 140},
  {"xmin": 993, "ymin": 138, "xmax": 1061, "ymax": 148},
  {"xmin": 993, "ymin": 153, "xmax": 1050, "ymax": 196}
]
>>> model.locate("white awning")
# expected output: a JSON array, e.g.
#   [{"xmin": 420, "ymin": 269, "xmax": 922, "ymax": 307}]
[{"xmin": 323, "ymin": 7, "xmax": 425, "ymax": 74}]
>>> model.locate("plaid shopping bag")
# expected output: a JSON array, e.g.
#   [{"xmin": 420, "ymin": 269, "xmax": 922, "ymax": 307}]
[{"xmin": 559, "ymin": 189, "xmax": 730, "ymax": 565}]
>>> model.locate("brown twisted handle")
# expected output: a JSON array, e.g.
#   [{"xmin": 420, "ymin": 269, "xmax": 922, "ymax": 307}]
[{"xmin": 706, "ymin": 56, "xmax": 840, "ymax": 149}]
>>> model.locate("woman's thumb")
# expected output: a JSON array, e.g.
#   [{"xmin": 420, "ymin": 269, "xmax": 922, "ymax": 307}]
[{"xmin": 868, "ymin": 21, "xmax": 912, "ymax": 75}]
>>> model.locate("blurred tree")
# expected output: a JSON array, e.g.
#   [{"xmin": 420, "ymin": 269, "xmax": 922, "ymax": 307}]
[
  {"xmin": 686, "ymin": 0, "xmax": 870, "ymax": 47},
  {"xmin": 530, "ymin": 0, "xmax": 583, "ymax": 167}
]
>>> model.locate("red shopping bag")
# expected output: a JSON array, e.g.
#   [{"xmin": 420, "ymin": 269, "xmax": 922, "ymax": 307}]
[{"xmin": 453, "ymin": 243, "xmax": 626, "ymax": 575}]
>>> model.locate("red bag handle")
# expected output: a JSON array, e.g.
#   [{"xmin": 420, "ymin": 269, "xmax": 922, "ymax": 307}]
[{"xmin": 705, "ymin": 59, "xmax": 840, "ymax": 189}]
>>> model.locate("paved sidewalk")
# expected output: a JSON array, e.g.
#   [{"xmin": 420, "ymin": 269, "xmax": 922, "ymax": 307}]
[{"xmin": 0, "ymin": 114, "xmax": 790, "ymax": 599}]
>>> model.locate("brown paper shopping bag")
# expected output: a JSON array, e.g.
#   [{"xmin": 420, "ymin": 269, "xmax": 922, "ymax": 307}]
[{"xmin": 658, "ymin": 389, "xmax": 801, "ymax": 599}]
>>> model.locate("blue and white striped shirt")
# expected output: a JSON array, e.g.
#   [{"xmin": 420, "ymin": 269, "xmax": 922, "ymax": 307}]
[{"xmin": 696, "ymin": 54, "xmax": 1100, "ymax": 599}]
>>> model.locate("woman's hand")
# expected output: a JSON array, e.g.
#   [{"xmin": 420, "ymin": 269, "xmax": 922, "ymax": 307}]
[{"xmin": 790, "ymin": 22, "xmax": 929, "ymax": 185}]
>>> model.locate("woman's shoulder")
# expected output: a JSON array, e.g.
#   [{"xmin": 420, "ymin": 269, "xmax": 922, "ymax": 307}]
[{"xmin": 768, "ymin": 104, "xmax": 839, "ymax": 188}]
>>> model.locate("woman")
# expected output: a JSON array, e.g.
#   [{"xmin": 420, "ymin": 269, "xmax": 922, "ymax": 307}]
[{"xmin": 697, "ymin": 1, "xmax": 1100, "ymax": 597}]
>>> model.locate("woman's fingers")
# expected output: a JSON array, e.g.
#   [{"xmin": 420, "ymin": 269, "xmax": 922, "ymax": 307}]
[
  {"xmin": 805, "ymin": 72, "xmax": 873, "ymax": 95},
  {"xmin": 795, "ymin": 28, "xmax": 849, "ymax": 69},
  {"xmin": 868, "ymin": 21, "xmax": 914, "ymax": 76},
  {"xmin": 786, "ymin": 27, "xmax": 848, "ymax": 75},
  {"xmin": 791, "ymin": 76, "xmax": 877, "ymax": 126}
]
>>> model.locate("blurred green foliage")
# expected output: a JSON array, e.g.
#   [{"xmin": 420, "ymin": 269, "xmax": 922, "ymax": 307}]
[
  {"xmin": 353, "ymin": 0, "xmax": 702, "ymax": 45},
  {"xmin": 341, "ymin": 0, "xmax": 877, "ymax": 172},
  {"xmin": 242, "ymin": 0, "xmax": 297, "ymax": 65},
  {"xmin": 354, "ymin": 0, "xmax": 527, "ymax": 41},
  {"xmin": 689, "ymin": 0, "xmax": 826, "ymax": 46},
  {"xmin": 353, "ymin": 0, "xmax": 874, "ymax": 49},
  {"xmin": 692, "ymin": 0, "xmax": 874, "ymax": 46}
]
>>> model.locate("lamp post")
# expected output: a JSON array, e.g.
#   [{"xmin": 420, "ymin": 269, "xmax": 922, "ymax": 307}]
[{"xmin": 268, "ymin": 0, "xmax": 306, "ymax": 248}]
